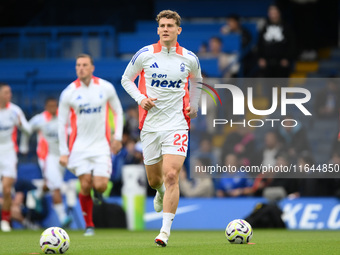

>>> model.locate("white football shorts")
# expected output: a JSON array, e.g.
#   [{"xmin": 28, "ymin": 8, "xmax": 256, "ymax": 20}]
[
  {"xmin": 38, "ymin": 154, "xmax": 65, "ymax": 190},
  {"xmin": 141, "ymin": 129, "xmax": 188, "ymax": 165},
  {"xmin": 0, "ymin": 150, "xmax": 17, "ymax": 179},
  {"xmin": 67, "ymin": 152, "xmax": 112, "ymax": 178}
]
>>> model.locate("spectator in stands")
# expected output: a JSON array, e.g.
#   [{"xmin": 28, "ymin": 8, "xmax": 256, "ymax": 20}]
[
  {"xmin": 216, "ymin": 153, "xmax": 253, "ymax": 197},
  {"xmin": 222, "ymin": 125, "xmax": 256, "ymax": 166},
  {"xmin": 288, "ymin": 151, "xmax": 319, "ymax": 198},
  {"xmin": 179, "ymin": 158, "xmax": 214, "ymax": 197},
  {"xmin": 258, "ymin": 4, "xmax": 295, "ymax": 78},
  {"xmin": 125, "ymin": 106, "xmax": 140, "ymax": 140},
  {"xmin": 220, "ymin": 14, "xmax": 255, "ymax": 77},
  {"xmin": 221, "ymin": 14, "xmax": 252, "ymax": 49},
  {"xmin": 314, "ymin": 77, "xmax": 340, "ymax": 119},
  {"xmin": 192, "ymin": 136, "xmax": 218, "ymax": 167},
  {"xmin": 255, "ymin": 131, "xmax": 284, "ymax": 167},
  {"xmin": 276, "ymin": 118, "xmax": 310, "ymax": 160},
  {"xmin": 289, "ymin": 0, "xmax": 318, "ymax": 61},
  {"xmin": 198, "ymin": 36, "xmax": 239, "ymax": 78},
  {"xmin": 252, "ymin": 152, "xmax": 297, "ymax": 197},
  {"xmin": 329, "ymin": 151, "xmax": 340, "ymax": 198},
  {"xmin": 111, "ymin": 132, "xmax": 143, "ymax": 196}
]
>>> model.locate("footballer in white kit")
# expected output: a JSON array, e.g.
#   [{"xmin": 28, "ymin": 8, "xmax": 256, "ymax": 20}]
[
  {"xmin": 121, "ymin": 10, "xmax": 202, "ymax": 246},
  {"xmin": 20, "ymin": 98, "xmax": 71, "ymax": 227},
  {"xmin": 0, "ymin": 82, "xmax": 31, "ymax": 232},
  {"xmin": 58, "ymin": 54, "xmax": 123, "ymax": 236}
]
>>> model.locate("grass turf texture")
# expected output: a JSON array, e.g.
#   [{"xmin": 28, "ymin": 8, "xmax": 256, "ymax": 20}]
[{"xmin": 1, "ymin": 229, "xmax": 339, "ymax": 255}]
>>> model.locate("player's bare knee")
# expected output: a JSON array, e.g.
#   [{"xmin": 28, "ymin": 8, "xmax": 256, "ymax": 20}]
[
  {"xmin": 2, "ymin": 187, "xmax": 11, "ymax": 197},
  {"xmin": 80, "ymin": 178, "xmax": 92, "ymax": 193},
  {"xmin": 93, "ymin": 177, "xmax": 108, "ymax": 193},
  {"xmin": 94, "ymin": 183, "xmax": 107, "ymax": 193},
  {"xmin": 164, "ymin": 171, "xmax": 178, "ymax": 187}
]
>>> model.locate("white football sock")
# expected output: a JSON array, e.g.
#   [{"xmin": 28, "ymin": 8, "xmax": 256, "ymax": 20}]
[
  {"xmin": 34, "ymin": 187, "xmax": 44, "ymax": 199},
  {"xmin": 53, "ymin": 203, "xmax": 67, "ymax": 223},
  {"xmin": 160, "ymin": 212, "xmax": 175, "ymax": 236},
  {"xmin": 156, "ymin": 183, "xmax": 166, "ymax": 197}
]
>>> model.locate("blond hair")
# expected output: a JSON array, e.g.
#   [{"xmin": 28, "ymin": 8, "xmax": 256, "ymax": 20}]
[
  {"xmin": 156, "ymin": 10, "xmax": 181, "ymax": 27},
  {"xmin": 76, "ymin": 53, "xmax": 94, "ymax": 65}
]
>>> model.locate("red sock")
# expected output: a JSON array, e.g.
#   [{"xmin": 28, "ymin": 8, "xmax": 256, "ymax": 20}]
[
  {"xmin": 79, "ymin": 193, "xmax": 94, "ymax": 228},
  {"xmin": 1, "ymin": 210, "xmax": 10, "ymax": 222}
]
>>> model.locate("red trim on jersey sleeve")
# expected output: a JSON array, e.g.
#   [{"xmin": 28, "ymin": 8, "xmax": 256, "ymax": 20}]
[
  {"xmin": 105, "ymin": 103, "xmax": 111, "ymax": 146},
  {"xmin": 93, "ymin": 76, "xmax": 100, "ymax": 85},
  {"xmin": 6, "ymin": 103, "xmax": 10, "ymax": 108},
  {"xmin": 11, "ymin": 126, "xmax": 18, "ymax": 152},
  {"xmin": 73, "ymin": 79, "xmax": 81, "ymax": 88},
  {"xmin": 37, "ymin": 132, "xmax": 48, "ymax": 160},
  {"xmin": 138, "ymin": 70, "xmax": 148, "ymax": 130},
  {"xmin": 182, "ymin": 79, "xmax": 190, "ymax": 129},
  {"xmin": 68, "ymin": 108, "xmax": 77, "ymax": 152}
]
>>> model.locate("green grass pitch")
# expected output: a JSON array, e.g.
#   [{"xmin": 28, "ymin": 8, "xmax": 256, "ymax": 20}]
[{"xmin": 1, "ymin": 229, "xmax": 340, "ymax": 255}]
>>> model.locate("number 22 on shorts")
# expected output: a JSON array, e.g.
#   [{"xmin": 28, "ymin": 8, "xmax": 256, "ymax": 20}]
[{"xmin": 173, "ymin": 133, "xmax": 188, "ymax": 147}]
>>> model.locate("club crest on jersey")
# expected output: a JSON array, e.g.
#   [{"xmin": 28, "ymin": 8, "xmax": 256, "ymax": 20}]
[{"xmin": 180, "ymin": 63, "xmax": 185, "ymax": 72}]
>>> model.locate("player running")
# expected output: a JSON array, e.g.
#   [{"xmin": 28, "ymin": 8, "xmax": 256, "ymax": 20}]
[
  {"xmin": 58, "ymin": 54, "xmax": 123, "ymax": 236},
  {"xmin": 121, "ymin": 10, "xmax": 202, "ymax": 246},
  {"xmin": 20, "ymin": 98, "xmax": 72, "ymax": 227},
  {"xmin": 0, "ymin": 82, "xmax": 31, "ymax": 232}
]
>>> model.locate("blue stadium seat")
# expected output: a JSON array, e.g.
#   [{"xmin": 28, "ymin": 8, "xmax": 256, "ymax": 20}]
[
  {"xmin": 118, "ymin": 32, "xmax": 240, "ymax": 55},
  {"xmin": 200, "ymin": 58, "xmax": 221, "ymax": 77}
]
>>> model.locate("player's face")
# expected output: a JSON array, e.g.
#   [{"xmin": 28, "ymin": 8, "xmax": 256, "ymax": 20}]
[
  {"xmin": 76, "ymin": 57, "xmax": 95, "ymax": 81},
  {"xmin": 0, "ymin": 85, "xmax": 12, "ymax": 105},
  {"xmin": 157, "ymin": 18, "xmax": 182, "ymax": 45},
  {"xmin": 45, "ymin": 100, "xmax": 58, "ymax": 116}
]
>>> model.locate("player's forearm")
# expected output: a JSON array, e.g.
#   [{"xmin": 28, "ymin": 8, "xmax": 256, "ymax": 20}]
[
  {"xmin": 57, "ymin": 113, "xmax": 70, "ymax": 155},
  {"xmin": 58, "ymin": 127, "xmax": 69, "ymax": 156},
  {"xmin": 19, "ymin": 132, "xmax": 30, "ymax": 154},
  {"xmin": 121, "ymin": 76, "xmax": 147, "ymax": 105},
  {"xmin": 189, "ymin": 78, "xmax": 203, "ymax": 111},
  {"xmin": 112, "ymin": 108, "xmax": 124, "ymax": 141}
]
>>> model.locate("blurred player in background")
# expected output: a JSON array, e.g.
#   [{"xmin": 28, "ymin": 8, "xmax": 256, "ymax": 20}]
[
  {"xmin": 122, "ymin": 10, "xmax": 202, "ymax": 246},
  {"xmin": 0, "ymin": 82, "xmax": 31, "ymax": 232},
  {"xmin": 58, "ymin": 54, "xmax": 123, "ymax": 236},
  {"xmin": 20, "ymin": 97, "xmax": 72, "ymax": 227}
]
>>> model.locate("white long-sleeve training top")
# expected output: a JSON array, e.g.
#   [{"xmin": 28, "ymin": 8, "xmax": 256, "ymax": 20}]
[{"xmin": 121, "ymin": 41, "xmax": 202, "ymax": 131}]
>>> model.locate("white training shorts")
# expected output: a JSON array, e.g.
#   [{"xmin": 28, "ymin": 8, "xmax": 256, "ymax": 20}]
[
  {"xmin": 38, "ymin": 154, "xmax": 65, "ymax": 190},
  {"xmin": 141, "ymin": 129, "xmax": 188, "ymax": 165},
  {"xmin": 0, "ymin": 150, "xmax": 17, "ymax": 179},
  {"xmin": 67, "ymin": 152, "xmax": 112, "ymax": 178}
]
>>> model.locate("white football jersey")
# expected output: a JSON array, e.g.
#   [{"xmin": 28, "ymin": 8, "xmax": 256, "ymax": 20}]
[
  {"xmin": 58, "ymin": 76, "xmax": 123, "ymax": 156},
  {"xmin": 0, "ymin": 103, "xmax": 31, "ymax": 153},
  {"xmin": 20, "ymin": 111, "xmax": 59, "ymax": 159},
  {"xmin": 121, "ymin": 41, "xmax": 202, "ymax": 131}
]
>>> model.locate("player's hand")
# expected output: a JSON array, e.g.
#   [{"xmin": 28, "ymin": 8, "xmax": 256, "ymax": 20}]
[
  {"xmin": 141, "ymin": 98, "xmax": 157, "ymax": 111},
  {"xmin": 111, "ymin": 139, "xmax": 122, "ymax": 155},
  {"xmin": 59, "ymin": 155, "xmax": 69, "ymax": 167},
  {"xmin": 185, "ymin": 105, "xmax": 197, "ymax": 119}
]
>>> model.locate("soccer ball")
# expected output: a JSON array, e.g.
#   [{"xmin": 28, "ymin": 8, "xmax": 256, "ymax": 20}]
[
  {"xmin": 225, "ymin": 219, "xmax": 253, "ymax": 244},
  {"xmin": 40, "ymin": 227, "xmax": 70, "ymax": 254}
]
